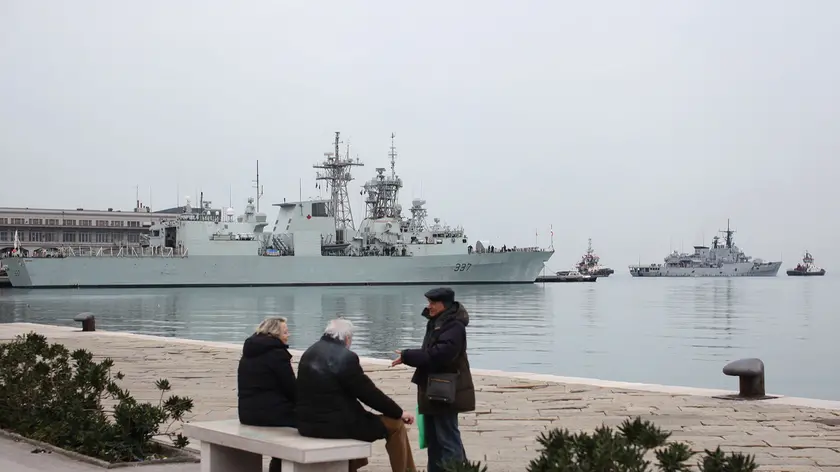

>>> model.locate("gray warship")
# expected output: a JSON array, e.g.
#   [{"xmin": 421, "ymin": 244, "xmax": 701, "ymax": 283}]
[
  {"xmin": 629, "ymin": 220, "xmax": 781, "ymax": 277},
  {"xmin": 4, "ymin": 133, "xmax": 553, "ymax": 288}
]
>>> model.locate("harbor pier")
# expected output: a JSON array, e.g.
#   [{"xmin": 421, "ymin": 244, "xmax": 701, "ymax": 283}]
[{"xmin": 2, "ymin": 323, "xmax": 840, "ymax": 471}]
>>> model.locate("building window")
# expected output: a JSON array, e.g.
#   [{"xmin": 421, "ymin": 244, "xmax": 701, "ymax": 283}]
[
  {"xmin": 43, "ymin": 232, "xmax": 56, "ymax": 242},
  {"xmin": 127, "ymin": 221, "xmax": 140, "ymax": 227},
  {"xmin": 127, "ymin": 233, "xmax": 140, "ymax": 243},
  {"xmin": 0, "ymin": 218, "xmax": 7, "ymax": 224},
  {"xmin": 95, "ymin": 232, "xmax": 109, "ymax": 243},
  {"xmin": 0, "ymin": 231, "xmax": 7, "ymax": 241},
  {"xmin": 63, "ymin": 232, "xmax": 76, "ymax": 243},
  {"xmin": 79, "ymin": 220, "xmax": 92, "ymax": 226},
  {"xmin": 46, "ymin": 219, "xmax": 59, "ymax": 225},
  {"xmin": 29, "ymin": 218, "xmax": 43, "ymax": 225},
  {"xmin": 63, "ymin": 219, "xmax": 76, "ymax": 226},
  {"xmin": 11, "ymin": 218, "xmax": 24, "ymax": 225},
  {"xmin": 110, "ymin": 220, "xmax": 124, "ymax": 227},
  {"xmin": 28, "ymin": 231, "xmax": 42, "ymax": 242},
  {"xmin": 79, "ymin": 232, "xmax": 91, "ymax": 243},
  {"xmin": 96, "ymin": 220, "xmax": 108, "ymax": 227}
]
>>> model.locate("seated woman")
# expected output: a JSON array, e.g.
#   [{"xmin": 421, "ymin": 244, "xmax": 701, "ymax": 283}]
[{"xmin": 237, "ymin": 317, "xmax": 296, "ymax": 472}]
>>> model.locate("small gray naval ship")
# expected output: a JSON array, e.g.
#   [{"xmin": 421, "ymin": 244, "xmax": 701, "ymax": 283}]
[
  {"xmin": 628, "ymin": 220, "xmax": 781, "ymax": 277},
  {"xmin": 5, "ymin": 133, "xmax": 553, "ymax": 288}
]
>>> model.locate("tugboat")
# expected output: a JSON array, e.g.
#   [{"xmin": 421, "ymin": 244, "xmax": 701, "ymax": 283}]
[
  {"xmin": 576, "ymin": 238, "xmax": 614, "ymax": 277},
  {"xmin": 786, "ymin": 251, "xmax": 826, "ymax": 276}
]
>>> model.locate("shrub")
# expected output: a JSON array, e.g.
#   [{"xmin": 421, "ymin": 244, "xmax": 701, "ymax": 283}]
[
  {"xmin": 0, "ymin": 332, "xmax": 194, "ymax": 463},
  {"xmin": 442, "ymin": 417, "xmax": 758, "ymax": 472}
]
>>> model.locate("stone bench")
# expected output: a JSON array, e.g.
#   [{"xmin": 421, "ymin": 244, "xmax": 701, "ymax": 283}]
[
  {"xmin": 182, "ymin": 420, "xmax": 371, "ymax": 472},
  {"xmin": 723, "ymin": 357, "xmax": 766, "ymax": 398}
]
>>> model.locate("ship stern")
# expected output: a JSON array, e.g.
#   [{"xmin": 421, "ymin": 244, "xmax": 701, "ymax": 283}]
[{"xmin": 629, "ymin": 264, "xmax": 661, "ymax": 277}]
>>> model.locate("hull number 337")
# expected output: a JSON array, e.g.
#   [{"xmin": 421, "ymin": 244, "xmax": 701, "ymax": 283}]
[{"xmin": 454, "ymin": 263, "xmax": 472, "ymax": 272}]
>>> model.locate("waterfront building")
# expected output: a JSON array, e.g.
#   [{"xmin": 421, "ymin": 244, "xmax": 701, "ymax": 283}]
[{"xmin": 0, "ymin": 203, "xmax": 181, "ymax": 255}]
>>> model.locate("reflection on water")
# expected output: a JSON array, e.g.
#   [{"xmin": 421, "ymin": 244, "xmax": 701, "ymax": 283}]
[
  {"xmin": 0, "ymin": 285, "xmax": 553, "ymax": 365},
  {"xmin": 1, "ymin": 276, "xmax": 836, "ymax": 400}
]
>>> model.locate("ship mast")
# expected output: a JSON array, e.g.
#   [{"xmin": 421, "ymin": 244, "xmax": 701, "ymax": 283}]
[
  {"xmin": 719, "ymin": 218, "xmax": 735, "ymax": 248},
  {"xmin": 363, "ymin": 133, "xmax": 402, "ymax": 220},
  {"xmin": 389, "ymin": 132, "xmax": 397, "ymax": 178},
  {"xmin": 313, "ymin": 131, "xmax": 364, "ymax": 231},
  {"xmin": 252, "ymin": 160, "xmax": 264, "ymax": 213}
]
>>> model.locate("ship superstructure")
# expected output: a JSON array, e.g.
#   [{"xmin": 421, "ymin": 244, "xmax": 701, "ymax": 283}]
[
  {"xmin": 628, "ymin": 220, "xmax": 781, "ymax": 277},
  {"xmin": 4, "ymin": 133, "xmax": 553, "ymax": 288},
  {"xmin": 575, "ymin": 238, "xmax": 614, "ymax": 277}
]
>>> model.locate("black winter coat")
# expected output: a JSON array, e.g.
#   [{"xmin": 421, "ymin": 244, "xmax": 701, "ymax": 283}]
[
  {"xmin": 237, "ymin": 333, "xmax": 297, "ymax": 427},
  {"xmin": 402, "ymin": 302, "xmax": 476, "ymax": 415},
  {"xmin": 296, "ymin": 336, "xmax": 403, "ymax": 443}
]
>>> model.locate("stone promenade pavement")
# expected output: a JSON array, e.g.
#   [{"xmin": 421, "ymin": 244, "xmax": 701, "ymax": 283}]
[{"xmin": 3, "ymin": 323, "xmax": 840, "ymax": 471}]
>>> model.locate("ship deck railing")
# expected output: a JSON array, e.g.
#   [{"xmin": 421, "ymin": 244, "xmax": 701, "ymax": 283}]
[
  {"xmin": 54, "ymin": 246, "xmax": 189, "ymax": 258},
  {"xmin": 474, "ymin": 246, "xmax": 548, "ymax": 254}
]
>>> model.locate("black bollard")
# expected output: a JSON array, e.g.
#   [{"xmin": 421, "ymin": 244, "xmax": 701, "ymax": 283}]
[
  {"xmin": 723, "ymin": 358, "xmax": 765, "ymax": 398},
  {"xmin": 73, "ymin": 312, "xmax": 96, "ymax": 332}
]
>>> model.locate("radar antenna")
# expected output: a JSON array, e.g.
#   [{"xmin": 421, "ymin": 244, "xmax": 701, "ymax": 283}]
[{"xmin": 313, "ymin": 131, "xmax": 364, "ymax": 230}]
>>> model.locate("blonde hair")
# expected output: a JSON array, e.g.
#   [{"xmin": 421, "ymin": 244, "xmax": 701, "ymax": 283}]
[{"xmin": 255, "ymin": 317, "xmax": 288, "ymax": 338}]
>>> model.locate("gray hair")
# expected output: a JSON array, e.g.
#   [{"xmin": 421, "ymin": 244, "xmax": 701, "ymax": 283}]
[{"xmin": 323, "ymin": 318, "xmax": 355, "ymax": 341}]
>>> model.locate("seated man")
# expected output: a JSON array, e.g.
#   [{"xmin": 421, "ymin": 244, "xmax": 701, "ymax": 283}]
[{"xmin": 296, "ymin": 318, "xmax": 416, "ymax": 472}]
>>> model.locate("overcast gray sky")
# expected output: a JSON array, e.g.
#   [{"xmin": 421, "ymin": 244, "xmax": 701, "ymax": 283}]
[{"xmin": 1, "ymin": 1, "xmax": 838, "ymax": 270}]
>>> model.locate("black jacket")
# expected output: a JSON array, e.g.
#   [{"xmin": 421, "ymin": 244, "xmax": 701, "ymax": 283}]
[
  {"xmin": 237, "ymin": 333, "xmax": 297, "ymax": 427},
  {"xmin": 402, "ymin": 302, "xmax": 476, "ymax": 415},
  {"xmin": 296, "ymin": 335, "xmax": 403, "ymax": 442}
]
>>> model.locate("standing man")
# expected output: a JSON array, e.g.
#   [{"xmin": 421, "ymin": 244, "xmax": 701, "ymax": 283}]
[{"xmin": 392, "ymin": 287, "xmax": 475, "ymax": 472}]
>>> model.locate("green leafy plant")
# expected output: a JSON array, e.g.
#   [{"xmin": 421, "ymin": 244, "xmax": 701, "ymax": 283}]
[
  {"xmin": 441, "ymin": 417, "xmax": 758, "ymax": 472},
  {"xmin": 439, "ymin": 460, "xmax": 488, "ymax": 472},
  {"xmin": 0, "ymin": 332, "xmax": 194, "ymax": 463}
]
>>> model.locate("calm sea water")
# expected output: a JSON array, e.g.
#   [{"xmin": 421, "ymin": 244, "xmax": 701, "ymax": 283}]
[{"xmin": 0, "ymin": 276, "xmax": 835, "ymax": 400}]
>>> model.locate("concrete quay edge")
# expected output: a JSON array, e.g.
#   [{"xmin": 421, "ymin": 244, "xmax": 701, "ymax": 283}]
[{"xmin": 6, "ymin": 322, "xmax": 840, "ymax": 411}]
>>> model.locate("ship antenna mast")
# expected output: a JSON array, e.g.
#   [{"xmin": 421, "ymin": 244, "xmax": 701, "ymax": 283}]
[
  {"xmin": 252, "ymin": 160, "xmax": 264, "ymax": 212},
  {"xmin": 389, "ymin": 132, "xmax": 397, "ymax": 178},
  {"xmin": 314, "ymin": 131, "xmax": 364, "ymax": 231},
  {"xmin": 719, "ymin": 218, "xmax": 735, "ymax": 248}
]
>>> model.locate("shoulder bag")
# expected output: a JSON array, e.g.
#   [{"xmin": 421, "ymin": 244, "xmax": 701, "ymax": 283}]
[{"xmin": 426, "ymin": 371, "xmax": 459, "ymax": 404}]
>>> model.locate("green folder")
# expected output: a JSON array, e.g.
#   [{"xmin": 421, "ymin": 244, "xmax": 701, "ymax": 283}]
[{"xmin": 416, "ymin": 405, "xmax": 426, "ymax": 449}]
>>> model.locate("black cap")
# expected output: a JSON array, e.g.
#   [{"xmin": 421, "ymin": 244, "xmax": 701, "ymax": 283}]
[{"xmin": 424, "ymin": 287, "xmax": 455, "ymax": 304}]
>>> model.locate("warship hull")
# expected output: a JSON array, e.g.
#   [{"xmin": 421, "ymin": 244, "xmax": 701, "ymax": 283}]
[
  {"xmin": 629, "ymin": 261, "xmax": 782, "ymax": 277},
  {"xmin": 3, "ymin": 251, "xmax": 552, "ymax": 288}
]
